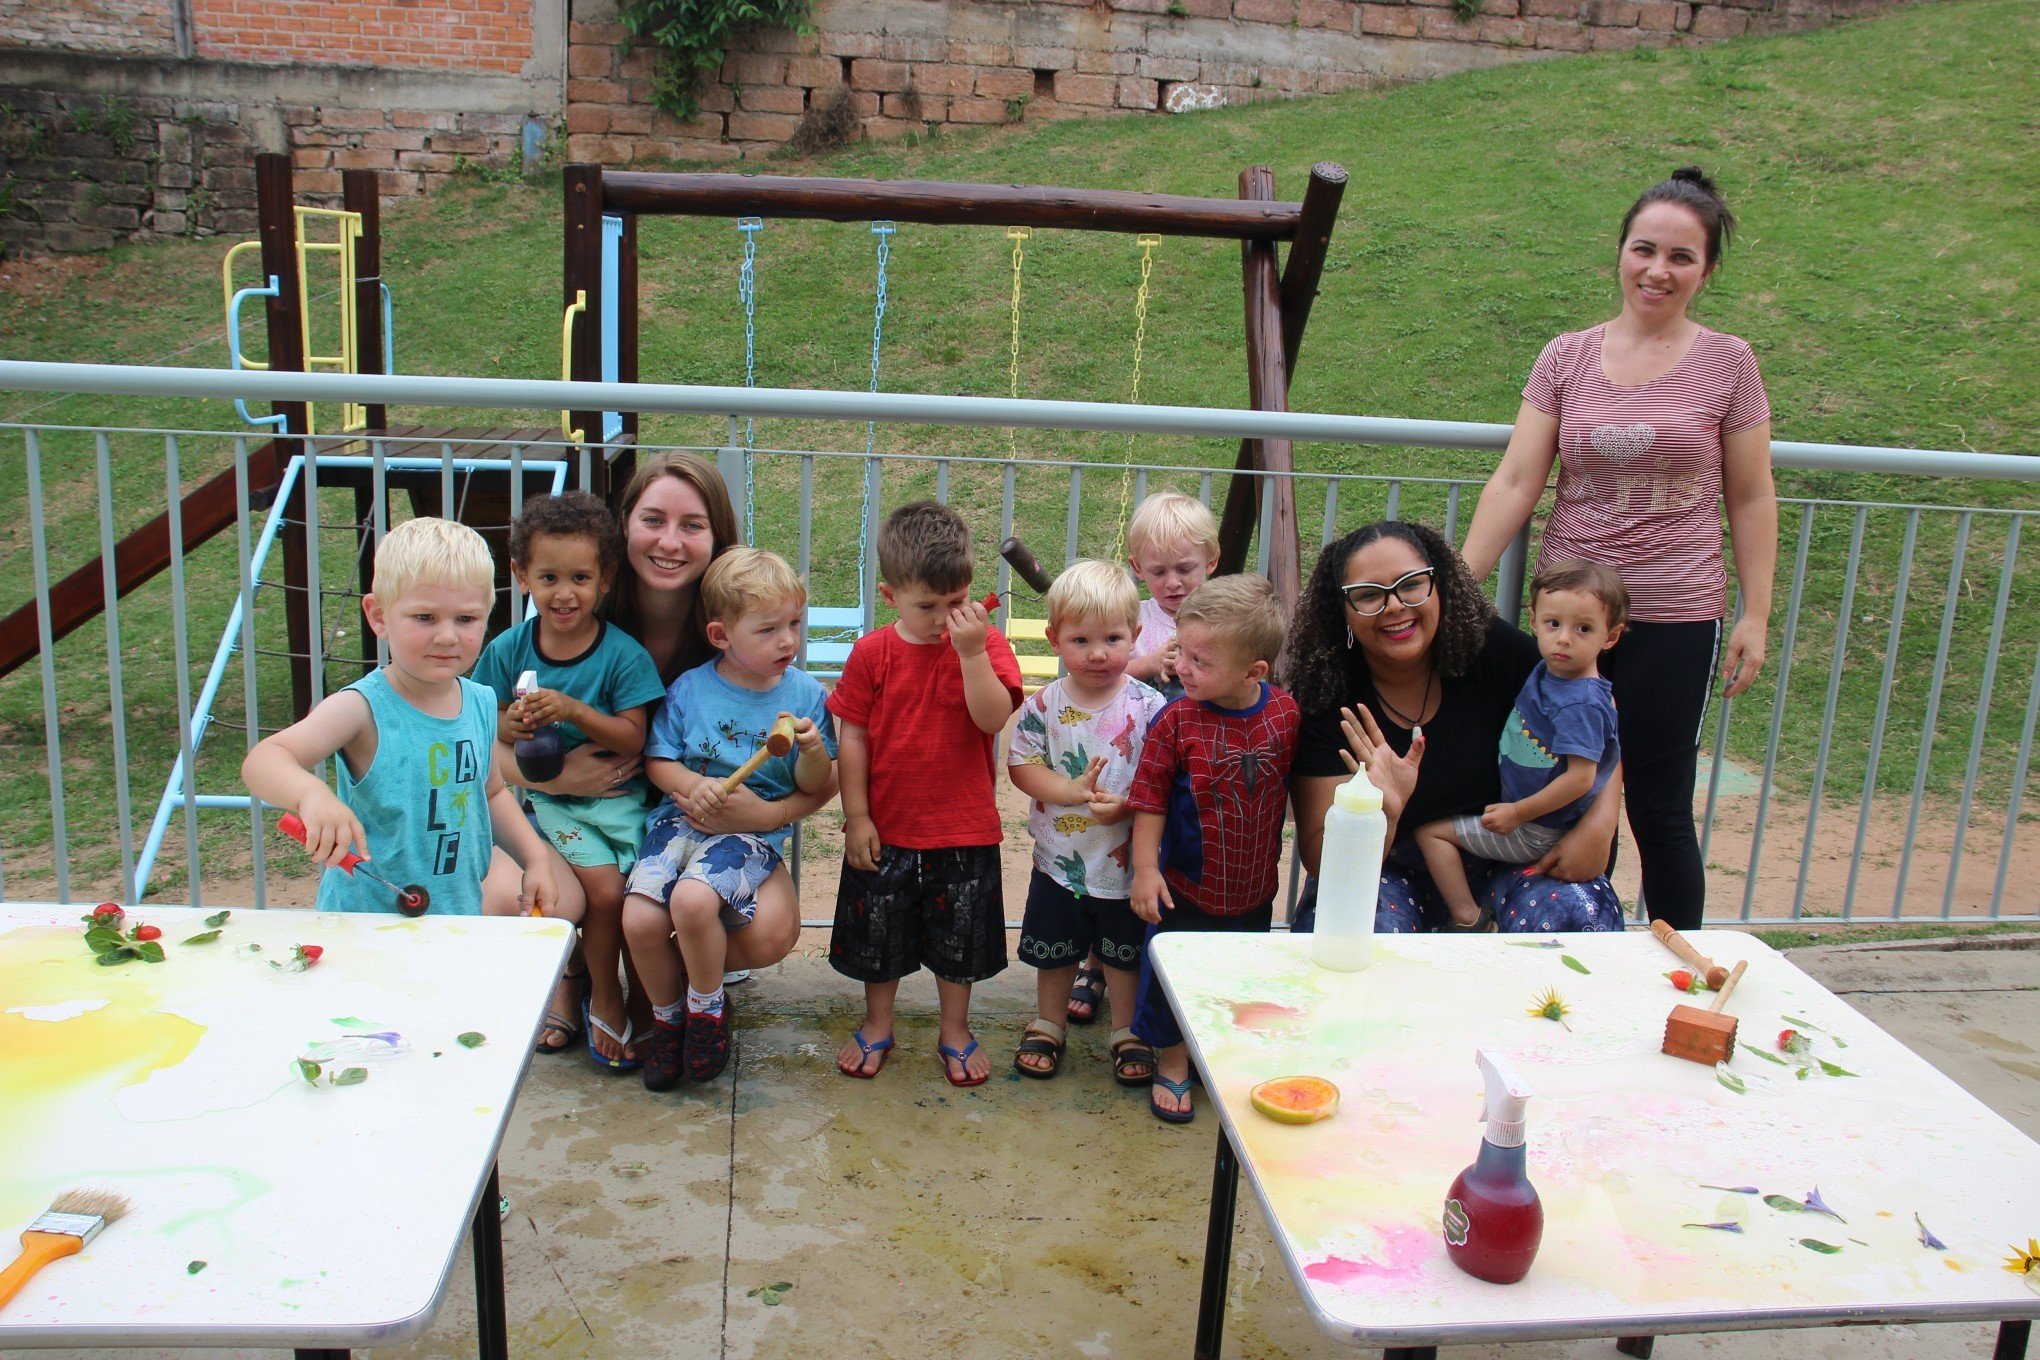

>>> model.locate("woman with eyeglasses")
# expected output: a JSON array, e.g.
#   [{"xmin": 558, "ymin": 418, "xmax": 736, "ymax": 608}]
[
  {"xmin": 1284, "ymin": 521, "xmax": 1625, "ymax": 933},
  {"xmin": 1460, "ymin": 168, "xmax": 1776, "ymax": 933}
]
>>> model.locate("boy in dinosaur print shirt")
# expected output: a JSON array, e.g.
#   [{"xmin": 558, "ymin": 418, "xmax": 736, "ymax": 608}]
[{"xmin": 1006, "ymin": 561, "xmax": 1167, "ymax": 1083}]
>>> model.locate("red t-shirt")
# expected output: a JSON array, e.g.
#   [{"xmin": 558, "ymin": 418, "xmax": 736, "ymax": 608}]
[
  {"xmin": 826, "ymin": 624, "xmax": 1023, "ymax": 850},
  {"xmin": 1525, "ymin": 323, "xmax": 1771, "ymax": 622},
  {"xmin": 1127, "ymin": 684, "xmax": 1300, "ymax": 916}
]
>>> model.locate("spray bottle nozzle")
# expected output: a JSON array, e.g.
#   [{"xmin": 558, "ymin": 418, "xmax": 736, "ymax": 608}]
[
  {"xmin": 514, "ymin": 669, "xmax": 539, "ymax": 700},
  {"xmin": 1476, "ymin": 1048, "xmax": 1534, "ymax": 1149}
]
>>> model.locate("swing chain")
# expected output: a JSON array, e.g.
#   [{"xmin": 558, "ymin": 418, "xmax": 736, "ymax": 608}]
[
  {"xmin": 736, "ymin": 216, "xmax": 763, "ymax": 541},
  {"xmin": 1004, "ymin": 226, "xmax": 1030, "ymax": 459},
  {"xmin": 855, "ymin": 221, "xmax": 897, "ymax": 627},
  {"xmin": 1114, "ymin": 233, "xmax": 1162, "ymax": 562}
]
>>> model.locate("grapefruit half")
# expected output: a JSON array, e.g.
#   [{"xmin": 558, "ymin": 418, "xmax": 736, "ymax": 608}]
[{"xmin": 1249, "ymin": 1075, "xmax": 1339, "ymax": 1124}]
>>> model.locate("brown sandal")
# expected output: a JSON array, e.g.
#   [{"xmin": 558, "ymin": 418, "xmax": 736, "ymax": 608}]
[
  {"xmin": 1110, "ymin": 1027, "xmax": 1156, "ymax": 1087},
  {"xmin": 1013, "ymin": 1018, "xmax": 1066, "ymax": 1079}
]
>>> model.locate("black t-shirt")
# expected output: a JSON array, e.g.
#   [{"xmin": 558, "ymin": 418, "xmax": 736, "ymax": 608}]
[{"xmin": 1293, "ymin": 618, "xmax": 1539, "ymax": 849}]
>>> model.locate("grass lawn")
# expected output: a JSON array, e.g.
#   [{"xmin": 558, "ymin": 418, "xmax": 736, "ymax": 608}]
[{"xmin": 0, "ymin": 0, "xmax": 2034, "ymax": 899}]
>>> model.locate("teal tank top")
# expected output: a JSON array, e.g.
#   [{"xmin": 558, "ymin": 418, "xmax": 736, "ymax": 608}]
[{"xmin": 315, "ymin": 670, "xmax": 497, "ymax": 915}]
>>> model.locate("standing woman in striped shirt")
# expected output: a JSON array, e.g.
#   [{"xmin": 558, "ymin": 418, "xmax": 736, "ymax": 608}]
[{"xmin": 1461, "ymin": 167, "xmax": 1777, "ymax": 932}]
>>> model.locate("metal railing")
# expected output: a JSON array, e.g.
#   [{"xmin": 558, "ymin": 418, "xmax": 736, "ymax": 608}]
[{"xmin": 0, "ymin": 360, "xmax": 2034, "ymax": 925}]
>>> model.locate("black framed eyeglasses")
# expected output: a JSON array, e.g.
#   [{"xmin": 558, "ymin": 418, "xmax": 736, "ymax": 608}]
[{"xmin": 1339, "ymin": 567, "xmax": 1436, "ymax": 616}]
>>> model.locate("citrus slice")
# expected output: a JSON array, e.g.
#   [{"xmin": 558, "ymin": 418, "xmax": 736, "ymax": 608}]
[{"xmin": 1249, "ymin": 1075, "xmax": 1339, "ymax": 1125}]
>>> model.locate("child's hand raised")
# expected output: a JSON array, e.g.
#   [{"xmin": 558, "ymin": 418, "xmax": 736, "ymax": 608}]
[
  {"xmin": 1158, "ymin": 637, "xmax": 1179, "ymax": 683},
  {"xmin": 1132, "ymin": 864, "xmax": 1173, "ymax": 924},
  {"xmin": 788, "ymin": 713, "xmax": 825, "ymax": 755},
  {"xmin": 945, "ymin": 598, "xmax": 991, "ymax": 659},
  {"xmin": 1074, "ymin": 754, "xmax": 1106, "ymax": 795}
]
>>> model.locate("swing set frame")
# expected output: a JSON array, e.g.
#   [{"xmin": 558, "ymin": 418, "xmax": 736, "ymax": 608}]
[{"xmin": 561, "ymin": 163, "xmax": 1347, "ymax": 613}]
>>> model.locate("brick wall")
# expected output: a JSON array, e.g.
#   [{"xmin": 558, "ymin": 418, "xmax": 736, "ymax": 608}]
[
  {"xmin": 0, "ymin": 0, "xmax": 176, "ymax": 58},
  {"xmin": 565, "ymin": 0, "xmax": 1904, "ymax": 163},
  {"xmin": 191, "ymin": 0, "xmax": 532, "ymax": 75}
]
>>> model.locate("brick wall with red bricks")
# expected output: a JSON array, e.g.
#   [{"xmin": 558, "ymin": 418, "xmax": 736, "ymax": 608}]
[
  {"xmin": 564, "ymin": 0, "xmax": 1901, "ymax": 164},
  {"xmin": 189, "ymin": 0, "xmax": 532, "ymax": 74}
]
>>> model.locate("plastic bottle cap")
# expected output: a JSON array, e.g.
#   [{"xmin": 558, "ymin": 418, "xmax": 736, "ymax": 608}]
[
  {"xmin": 514, "ymin": 669, "xmax": 538, "ymax": 699},
  {"xmin": 1333, "ymin": 763, "xmax": 1383, "ymax": 814}
]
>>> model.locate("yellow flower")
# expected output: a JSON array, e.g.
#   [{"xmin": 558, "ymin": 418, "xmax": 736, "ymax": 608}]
[
  {"xmin": 2004, "ymin": 1238, "xmax": 2040, "ymax": 1279},
  {"xmin": 1527, "ymin": 987, "xmax": 1572, "ymax": 1032}
]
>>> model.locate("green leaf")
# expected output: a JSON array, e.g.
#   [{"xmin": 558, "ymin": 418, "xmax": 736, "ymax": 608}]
[
  {"xmin": 85, "ymin": 926, "xmax": 127, "ymax": 953},
  {"xmin": 1561, "ymin": 954, "xmax": 1590, "ymax": 975},
  {"xmin": 1763, "ymin": 1194, "xmax": 1804, "ymax": 1213},
  {"xmin": 1795, "ymin": 1066, "xmax": 1812, "ymax": 1080},
  {"xmin": 296, "ymin": 1057, "xmax": 322, "ymax": 1084},
  {"xmin": 1816, "ymin": 1059, "xmax": 1858, "ymax": 1078},
  {"xmin": 1716, "ymin": 1070, "xmax": 1746, "ymax": 1095},
  {"xmin": 96, "ymin": 947, "xmax": 138, "ymax": 966},
  {"xmin": 457, "ymin": 1031, "xmax": 487, "ymax": 1049},
  {"xmin": 1798, "ymin": 1237, "xmax": 1843, "ymax": 1254},
  {"xmin": 136, "ymin": 940, "xmax": 166, "ymax": 963},
  {"xmin": 182, "ymin": 929, "xmax": 221, "ymax": 945},
  {"xmin": 186, "ymin": 1260, "xmax": 207, "ymax": 1275},
  {"xmin": 204, "ymin": 910, "xmax": 230, "ymax": 928},
  {"xmin": 1781, "ymin": 1014, "xmax": 1821, "ymax": 1030},
  {"xmin": 1743, "ymin": 1044, "xmax": 1789, "ymax": 1065},
  {"xmin": 334, "ymin": 1067, "xmax": 368, "ymax": 1086}
]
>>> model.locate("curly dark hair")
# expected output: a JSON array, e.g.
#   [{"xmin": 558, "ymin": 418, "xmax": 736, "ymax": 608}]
[
  {"xmin": 508, "ymin": 489, "xmax": 623, "ymax": 575},
  {"xmin": 1281, "ymin": 520, "xmax": 1497, "ymax": 714}
]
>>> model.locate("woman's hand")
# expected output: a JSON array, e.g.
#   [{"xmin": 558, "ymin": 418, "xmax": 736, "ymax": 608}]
[
  {"xmin": 1531, "ymin": 816, "xmax": 1616, "ymax": 884},
  {"xmin": 1721, "ymin": 614, "xmax": 1768, "ymax": 698},
  {"xmin": 1337, "ymin": 704, "xmax": 1424, "ymax": 827},
  {"xmin": 539, "ymin": 743, "xmax": 642, "ymax": 799}
]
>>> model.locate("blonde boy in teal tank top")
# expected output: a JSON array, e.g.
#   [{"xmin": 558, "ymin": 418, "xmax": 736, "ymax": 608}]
[{"xmin": 242, "ymin": 517, "xmax": 561, "ymax": 917}]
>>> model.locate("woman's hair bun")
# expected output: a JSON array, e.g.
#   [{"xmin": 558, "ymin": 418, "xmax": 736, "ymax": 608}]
[{"xmin": 1669, "ymin": 165, "xmax": 1721, "ymax": 198}]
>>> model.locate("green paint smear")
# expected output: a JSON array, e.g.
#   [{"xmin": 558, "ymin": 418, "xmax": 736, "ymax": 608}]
[
  {"xmin": 1744, "ymin": 1044, "xmax": 1789, "ymax": 1065},
  {"xmin": 330, "ymin": 1016, "xmax": 373, "ymax": 1029}
]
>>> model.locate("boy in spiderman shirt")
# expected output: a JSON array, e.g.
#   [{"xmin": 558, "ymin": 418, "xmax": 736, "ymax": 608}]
[{"xmin": 1127, "ymin": 573, "xmax": 1299, "ymax": 1124}]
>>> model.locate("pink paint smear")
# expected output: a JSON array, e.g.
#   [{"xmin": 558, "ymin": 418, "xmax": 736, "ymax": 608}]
[
  {"xmin": 1230, "ymin": 1001, "xmax": 1307, "ymax": 1031},
  {"xmin": 1304, "ymin": 1226, "xmax": 1434, "ymax": 1285}
]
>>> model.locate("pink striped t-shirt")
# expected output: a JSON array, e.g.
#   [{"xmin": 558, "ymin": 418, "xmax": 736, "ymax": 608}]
[{"xmin": 1524, "ymin": 323, "xmax": 1770, "ymax": 622}]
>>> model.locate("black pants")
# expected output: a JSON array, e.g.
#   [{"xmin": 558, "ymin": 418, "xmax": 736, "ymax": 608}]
[{"xmin": 1600, "ymin": 618, "xmax": 1720, "ymax": 932}]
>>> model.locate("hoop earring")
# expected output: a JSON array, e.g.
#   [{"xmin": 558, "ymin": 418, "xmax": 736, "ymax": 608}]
[{"xmin": 1346, "ymin": 626, "xmax": 1355, "ymax": 650}]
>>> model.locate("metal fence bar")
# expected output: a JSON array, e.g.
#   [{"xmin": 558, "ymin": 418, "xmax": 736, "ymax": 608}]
[
  {"xmin": 1065, "ymin": 466, "xmax": 1082, "ymax": 567},
  {"xmin": 25, "ymin": 428, "xmax": 70, "ymax": 902},
  {"xmin": 1696, "ymin": 604, "xmax": 1735, "ymax": 876},
  {"xmin": 999, "ymin": 462, "xmax": 1016, "ymax": 604},
  {"xmin": 1845, "ymin": 510, "xmax": 1920, "ymax": 919},
  {"xmin": 1384, "ymin": 480, "xmax": 1401, "ymax": 522},
  {"xmin": 935, "ymin": 457, "xmax": 949, "ymax": 504},
  {"xmin": 1257, "ymin": 478, "xmax": 1273, "ymax": 576},
  {"xmin": 95, "ymin": 431, "xmax": 137, "ymax": 901},
  {"xmin": 1321, "ymin": 479, "xmax": 1340, "ymax": 547},
  {"xmin": 861, "ymin": 455, "xmax": 881, "ymax": 633},
  {"xmin": 304, "ymin": 447, "xmax": 326, "ymax": 717},
  {"xmin": 1895, "ymin": 512, "xmax": 1971, "ymax": 917},
  {"xmin": 165, "ymin": 434, "xmax": 202, "ymax": 908},
  {"xmin": 1993, "ymin": 630, "xmax": 2040, "ymax": 918},
  {"xmin": 1444, "ymin": 484, "xmax": 1462, "ymax": 542},
  {"xmin": 371, "ymin": 436, "xmax": 389, "ymax": 668},
  {"xmin": 1741, "ymin": 506, "xmax": 1813, "ymax": 920},
  {"xmin": 1792, "ymin": 505, "xmax": 1867, "ymax": 920},
  {"xmin": 234, "ymin": 436, "xmax": 267, "ymax": 910},
  {"xmin": 1946, "ymin": 516, "xmax": 2020, "ymax": 918}
]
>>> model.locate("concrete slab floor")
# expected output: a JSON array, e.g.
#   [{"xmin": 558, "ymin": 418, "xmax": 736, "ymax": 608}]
[{"xmin": 18, "ymin": 939, "xmax": 2040, "ymax": 1360}]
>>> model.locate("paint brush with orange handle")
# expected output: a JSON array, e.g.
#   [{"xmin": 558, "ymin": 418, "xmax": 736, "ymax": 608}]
[
  {"xmin": 279, "ymin": 812, "xmax": 429, "ymax": 915},
  {"xmin": 720, "ymin": 715, "xmax": 799, "ymax": 796},
  {"xmin": 0, "ymin": 1189, "xmax": 129, "ymax": 1312}
]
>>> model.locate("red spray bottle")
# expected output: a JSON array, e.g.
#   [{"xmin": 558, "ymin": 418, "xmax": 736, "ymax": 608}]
[{"xmin": 1442, "ymin": 1048, "xmax": 1542, "ymax": 1284}]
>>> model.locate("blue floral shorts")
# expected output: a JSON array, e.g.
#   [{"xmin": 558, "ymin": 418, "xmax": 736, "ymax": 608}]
[{"xmin": 626, "ymin": 808, "xmax": 782, "ymax": 927}]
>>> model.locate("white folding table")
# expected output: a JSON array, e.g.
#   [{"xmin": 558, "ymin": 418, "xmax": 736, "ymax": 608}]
[
  {"xmin": 1152, "ymin": 930, "xmax": 2040, "ymax": 1359},
  {"xmin": 0, "ymin": 902, "xmax": 572, "ymax": 1357}
]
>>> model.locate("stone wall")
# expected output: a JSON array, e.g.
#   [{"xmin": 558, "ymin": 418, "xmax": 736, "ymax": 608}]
[
  {"xmin": 563, "ymin": 0, "xmax": 1902, "ymax": 165},
  {"xmin": 0, "ymin": 0, "xmax": 176, "ymax": 58}
]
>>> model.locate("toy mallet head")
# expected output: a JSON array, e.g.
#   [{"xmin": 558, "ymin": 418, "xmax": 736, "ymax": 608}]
[{"xmin": 1662, "ymin": 959, "xmax": 1749, "ymax": 1065}]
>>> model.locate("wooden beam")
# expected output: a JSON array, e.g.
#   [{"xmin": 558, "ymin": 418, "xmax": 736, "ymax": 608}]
[
  {"xmin": 1216, "ymin": 167, "xmax": 1300, "ymax": 617},
  {"xmin": 1277, "ymin": 162, "xmax": 1348, "ymax": 374},
  {"xmin": 595, "ymin": 170, "xmax": 1306, "ymax": 241},
  {"xmin": 341, "ymin": 168, "xmax": 387, "ymax": 432},
  {"xmin": 563, "ymin": 164, "xmax": 604, "ymax": 462},
  {"xmin": 255, "ymin": 152, "xmax": 316, "ymax": 716}
]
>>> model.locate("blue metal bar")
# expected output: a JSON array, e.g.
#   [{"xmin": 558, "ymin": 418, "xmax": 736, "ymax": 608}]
[
  {"xmin": 1946, "ymin": 516, "xmax": 2019, "ymax": 917},
  {"xmin": 165, "ymin": 434, "xmax": 202, "ymax": 907},
  {"xmin": 95, "ymin": 432, "xmax": 137, "ymax": 900},
  {"xmin": 25, "ymin": 429, "xmax": 69, "ymax": 901}
]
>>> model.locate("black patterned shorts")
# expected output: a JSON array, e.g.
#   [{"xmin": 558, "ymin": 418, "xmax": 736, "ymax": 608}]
[
  {"xmin": 1016, "ymin": 869, "xmax": 1145, "ymax": 973},
  {"xmin": 830, "ymin": 844, "xmax": 1007, "ymax": 985}
]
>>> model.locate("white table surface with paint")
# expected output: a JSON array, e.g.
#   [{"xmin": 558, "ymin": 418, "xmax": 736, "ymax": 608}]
[
  {"xmin": 0, "ymin": 901, "xmax": 572, "ymax": 1348},
  {"xmin": 1151, "ymin": 930, "xmax": 2040, "ymax": 1348}
]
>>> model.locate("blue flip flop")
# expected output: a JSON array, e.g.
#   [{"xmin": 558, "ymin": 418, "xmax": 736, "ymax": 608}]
[
  {"xmin": 938, "ymin": 1037, "xmax": 989, "ymax": 1088},
  {"xmin": 839, "ymin": 1028, "xmax": 894, "ymax": 1078},
  {"xmin": 1150, "ymin": 1074, "xmax": 1196, "ymax": 1124},
  {"xmin": 582, "ymin": 995, "xmax": 642, "ymax": 1073}
]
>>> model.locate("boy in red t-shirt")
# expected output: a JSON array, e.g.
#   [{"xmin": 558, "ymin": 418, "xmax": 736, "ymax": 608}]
[
  {"xmin": 1128, "ymin": 574, "xmax": 1300, "ymax": 1124},
  {"xmin": 829, "ymin": 502, "xmax": 1024, "ymax": 1087}
]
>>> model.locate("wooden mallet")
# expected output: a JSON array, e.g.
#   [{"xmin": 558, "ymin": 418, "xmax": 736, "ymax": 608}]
[
  {"xmin": 1662, "ymin": 959, "xmax": 1749, "ymax": 1065},
  {"xmin": 1650, "ymin": 919, "xmax": 1731, "ymax": 991},
  {"xmin": 721, "ymin": 715, "xmax": 799, "ymax": 795}
]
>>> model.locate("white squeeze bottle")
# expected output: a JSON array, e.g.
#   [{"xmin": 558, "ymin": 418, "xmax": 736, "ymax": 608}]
[{"xmin": 1310, "ymin": 761, "xmax": 1386, "ymax": 971}]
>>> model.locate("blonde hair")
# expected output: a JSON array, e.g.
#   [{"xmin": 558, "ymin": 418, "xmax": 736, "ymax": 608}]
[
  {"xmin": 1126, "ymin": 491, "xmax": 1220, "ymax": 564},
  {"xmin": 1175, "ymin": 574, "xmax": 1285, "ymax": 666},
  {"xmin": 371, "ymin": 517, "xmax": 494, "ymax": 602},
  {"xmin": 1047, "ymin": 559, "xmax": 1140, "ymax": 634},
  {"xmin": 701, "ymin": 546, "xmax": 807, "ymax": 626}
]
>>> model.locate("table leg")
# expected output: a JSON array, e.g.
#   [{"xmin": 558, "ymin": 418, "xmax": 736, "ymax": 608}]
[
  {"xmin": 1194, "ymin": 1128, "xmax": 1240, "ymax": 1360},
  {"xmin": 1616, "ymin": 1337, "xmax": 1656, "ymax": 1357},
  {"xmin": 1996, "ymin": 1320, "xmax": 2031, "ymax": 1360},
  {"xmin": 1382, "ymin": 1349, "xmax": 1438, "ymax": 1359},
  {"xmin": 294, "ymin": 1351, "xmax": 350, "ymax": 1359},
  {"xmin": 472, "ymin": 1162, "xmax": 508, "ymax": 1360}
]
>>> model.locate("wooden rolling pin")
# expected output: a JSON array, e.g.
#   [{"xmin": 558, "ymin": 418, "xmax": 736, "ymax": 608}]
[
  {"xmin": 721, "ymin": 715, "xmax": 799, "ymax": 795},
  {"xmin": 1650, "ymin": 919, "xmax": 1731, "ymax": 990},
  {"xmin": 1662, "ymin": 959, "xmax": 1749, "ymax": 1065}
]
